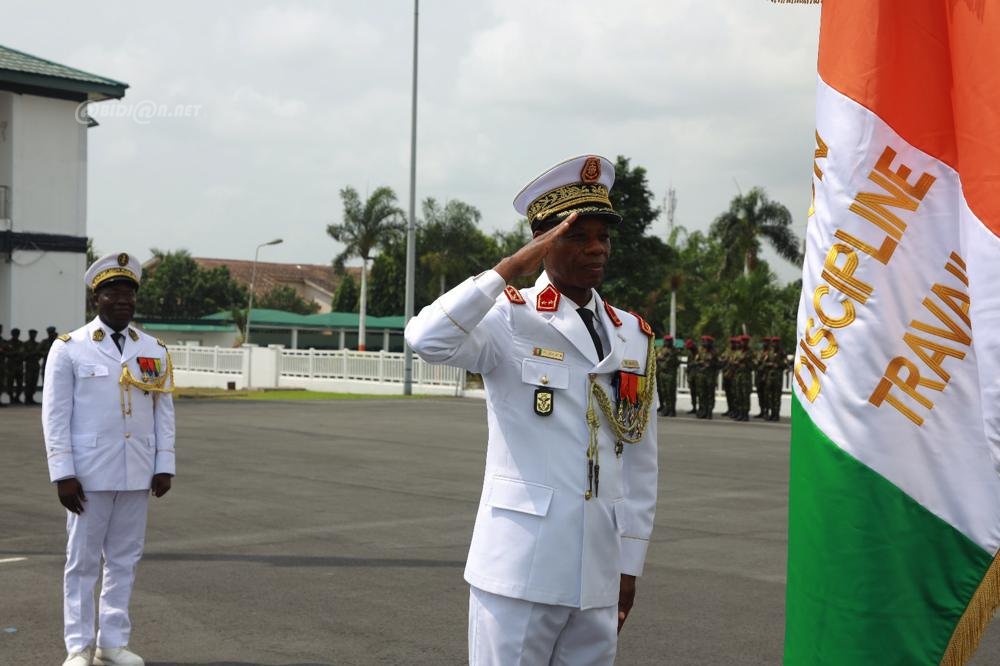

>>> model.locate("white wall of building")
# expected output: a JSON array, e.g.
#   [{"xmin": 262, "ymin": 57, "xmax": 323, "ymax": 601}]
[
  {"xmin": 12, "ymin": 94, "xmax": 87, "ymax": 236},
  {"xmin": 145, "ymin": 329, "xmax": 240, "ymax": 348},
  {"xmin": 0, "ymin": 92, "xmax": 90, "ymax": 333}
]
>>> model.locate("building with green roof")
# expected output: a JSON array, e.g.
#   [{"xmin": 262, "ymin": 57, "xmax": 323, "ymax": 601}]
[
  {"xmin": 138, "ymin": 309, "xmax": 407, "ymax": 351},
  {"xmin": 0, "ymin": 43, "xmax": 128, "ymax": 335}
]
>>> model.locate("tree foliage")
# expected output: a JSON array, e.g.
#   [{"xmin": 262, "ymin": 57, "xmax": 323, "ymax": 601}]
[
  {"xmin": 602, "ymin": 156, "xmax": 673, "ymax": 318},
  {"xmin": 137, "ymin": 249, "xmax": 247, "ymax": 319},
  {"xmin": 709, "ymin": 186, "xmax": 802, "ymax": 277},
  {"xmin": 331, "ymin": 274, "xmax": 359, "ymax": 313},
  {"xmin": 256, "ymin": 284, "xmax": 319, "ymax": 315}
]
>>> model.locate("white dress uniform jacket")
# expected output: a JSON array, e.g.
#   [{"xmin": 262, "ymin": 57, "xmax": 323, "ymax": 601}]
[
  {"xmin": 42, "ymin": 317, "xmax": 176, "ymax": 490},
  {"xmin": 406, "ymin": 271, "xmax": 657, "ymax": 610}
]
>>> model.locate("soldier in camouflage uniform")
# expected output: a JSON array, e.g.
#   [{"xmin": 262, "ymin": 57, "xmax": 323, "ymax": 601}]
[
  {"xmin": 7, "ymin": 327, "xmax": 23, "ymax": 404},
  {"xmin": 0, "ymin": 325, "xmax": 7, "ymax": 407},
  {"xmin": 765, "ymin": 337, "xmax": 787, "ymax": 421},
  {"xmin": 39, "ymin": 326, "xmax": 58, "ymax": 391},
  {"xmin": 685, "ymin": 338, "xmax": 699, "ymax": 415},
  {"xmin": 760, "ymin": 337, "xmax": 784, "ymax": 421},
  {"xmin": 721, "ymin": 336, "xmax": 740, "ymax": 418},
  {"xmin": 23, "ymin": 329, "xmax": 42, "ymax": 405},
  {"xmin": 754, "ymin": 337, "xmax": 771, "ymax": 419},
  {"xmin": 692, "ymin": 335, "xmax": 720, "ymax": 419},
  {"xmin": 731, "ymin": 335, "xmax": 753, "ymax": 422},
  {"xmin": 656, "ymin": 335, "xmax": 681, "ymax": 417}
]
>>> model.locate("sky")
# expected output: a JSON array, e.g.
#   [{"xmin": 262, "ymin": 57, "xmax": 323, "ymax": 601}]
[{"xmin": 3, "ymin": 1, "xmax": 821, "ymax": 283}]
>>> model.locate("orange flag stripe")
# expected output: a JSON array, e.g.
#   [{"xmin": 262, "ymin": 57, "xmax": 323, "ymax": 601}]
[{"xmin": 818, "ymin": 0, "xmax": 1000, "ymax": 238}]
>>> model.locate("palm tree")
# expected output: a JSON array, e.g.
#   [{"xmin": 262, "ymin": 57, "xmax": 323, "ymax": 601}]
[
  {"xmin": 710, "ymin": 187, "xmax": 802, "ymax": 277},
  {"xmin": 419, "ymin": 198, "xmax": 484, "ymax": 296},
  {"xmin": 327, "ymin": 186, "xmax": 403, "ymax": 350}
]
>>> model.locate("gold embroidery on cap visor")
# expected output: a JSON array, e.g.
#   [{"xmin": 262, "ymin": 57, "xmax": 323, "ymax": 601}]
[
  {"xmin": 90, "ymin": 267, "xmax": 138, "ymax": 290},
  {"xmin": 527, "ymin": 183, "xmax": 617, "ymax": 223}
]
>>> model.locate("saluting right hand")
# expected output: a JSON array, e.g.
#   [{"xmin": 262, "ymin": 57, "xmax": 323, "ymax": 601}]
[
  {"xmin": 492, "ymin": 212, "xmax": 579, "ymax": 282},
  {"xmin": 57, "ymin": 478, "xmax": 86, "ymax": 514}
]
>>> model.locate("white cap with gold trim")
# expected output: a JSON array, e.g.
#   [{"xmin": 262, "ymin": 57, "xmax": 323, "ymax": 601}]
[
  {"xmin": 84, "ymin": 251, "xmax": 142, "ymax": 290},
  {"xmin": 513, "ymin": 154, "xmax": 621, "ymax": 230}
]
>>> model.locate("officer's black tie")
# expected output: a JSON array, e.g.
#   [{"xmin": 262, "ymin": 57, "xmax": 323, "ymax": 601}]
[
  {"xmin": 111, "ymin": 332, "xmax": 125, "ymax": 354},
  {"xmin": 576, "ymin": 307, "xmax": 605, "ymax": 360}
]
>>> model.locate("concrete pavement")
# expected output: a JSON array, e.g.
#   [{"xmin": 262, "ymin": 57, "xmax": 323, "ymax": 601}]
[{"xmin": 2, "ymin": 399, "xmax": 998, "ymax": 665}]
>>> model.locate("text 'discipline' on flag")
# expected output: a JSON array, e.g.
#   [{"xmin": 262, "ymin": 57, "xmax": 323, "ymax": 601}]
[{"xmin": 786, "ymin": 1, "xmax": 1000, "ymax": 664}]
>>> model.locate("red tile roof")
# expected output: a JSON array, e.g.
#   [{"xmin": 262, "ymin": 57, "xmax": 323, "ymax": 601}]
[{"xmin": 193, "ymin": 258, "xmax": 361, "ymax": 297}]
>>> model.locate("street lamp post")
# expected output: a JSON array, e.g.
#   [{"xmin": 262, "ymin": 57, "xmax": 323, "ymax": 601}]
[
  {"xmin": 403, "ymin": 0, "xmax": 419, "ymax": 396},
  {"xmin": 245, "ymin": 238, "xmax": 283, "ymax": 346}
]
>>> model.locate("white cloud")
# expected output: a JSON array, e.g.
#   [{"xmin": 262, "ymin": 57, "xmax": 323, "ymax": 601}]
[{"xmin": 0, "ymin": 0, "xmax": 820, "ymax": 282}]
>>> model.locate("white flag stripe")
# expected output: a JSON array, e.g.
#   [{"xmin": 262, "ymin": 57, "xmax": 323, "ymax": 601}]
[{"xmin": 796, "ymin": 77, "xmax": 1000, "ymax": 552}]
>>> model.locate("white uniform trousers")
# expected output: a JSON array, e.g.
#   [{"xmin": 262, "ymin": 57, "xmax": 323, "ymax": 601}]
[
  {"xmin": 64, "ymin": 490, "xmax": 149, "ymax": 652},
  {"xmin": 469, "ymin": 586, "xmax": 618, "ymax": 666}
]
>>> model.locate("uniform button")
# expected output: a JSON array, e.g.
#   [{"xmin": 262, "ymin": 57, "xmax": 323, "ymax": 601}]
[
  {"xmin": 125, "ymin": 433, "xmax": 131, "ymax": 439},
  {"xmin": 540, "ymin": 375, "xmax": 549, "ymax": 385}
]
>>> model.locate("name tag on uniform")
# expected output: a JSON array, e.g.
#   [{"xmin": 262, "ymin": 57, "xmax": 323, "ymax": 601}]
[
  {"xmin": 622, "ymin": 359, "xmax": 640, "ymax": 370},
  {"xmin": 533, "ymin": 347, "xmax": 565, "ymax": 362}
]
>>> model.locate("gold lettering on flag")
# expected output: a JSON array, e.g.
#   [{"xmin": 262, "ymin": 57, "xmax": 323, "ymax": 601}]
[
  {"xmin": 795, "ymin": 144, "xmax": 938, "ymax": 403},
  {"xmin": 868, "ymin": 253, "xmax": 971, "ymax": 426}
]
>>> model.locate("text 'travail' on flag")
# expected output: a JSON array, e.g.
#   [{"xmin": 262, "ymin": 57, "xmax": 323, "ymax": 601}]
[{"xmin": 785, "ymin": 1, "xmax": 1000, "ymax": 664}]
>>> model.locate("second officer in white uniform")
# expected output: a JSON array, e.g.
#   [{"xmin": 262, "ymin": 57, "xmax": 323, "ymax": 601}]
[
  {"xmin": 406, "ymin": 155, "xmax": 658, "ymax": 665},
  {"xmin": 43, "ymin": 252, "xmax": 176, "ymax": 666}
]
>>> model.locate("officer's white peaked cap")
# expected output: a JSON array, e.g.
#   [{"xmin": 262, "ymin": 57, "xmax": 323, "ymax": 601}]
[
  {"xmin": 85, "ymin": 252, "xmax": 142, "ymax": 290},
  {"xmin": 513, "ymin": 154, "xmax": 621, "ymax": 229}
]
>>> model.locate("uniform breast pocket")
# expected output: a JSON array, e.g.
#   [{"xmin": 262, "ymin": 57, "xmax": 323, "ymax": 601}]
[
  {"xmin": 522, "ymin": 359, "xmax": 569, "ymax": 417},
  {"xmin": 76, "ymin": 364, "xmax": 110, "ymax": 379},
  {"xmin": 521, "ymin": 359, "xmax": 569, "ymax": 389}
]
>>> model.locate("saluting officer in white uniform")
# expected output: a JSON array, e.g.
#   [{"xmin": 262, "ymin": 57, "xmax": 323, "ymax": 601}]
[
  {"xmin": 406, "ymin": 155, "xmax": 658, "ymax": 665},
  {"xmin": 43, "ymin": 252, "xmax": 176, "ymax": 666}
]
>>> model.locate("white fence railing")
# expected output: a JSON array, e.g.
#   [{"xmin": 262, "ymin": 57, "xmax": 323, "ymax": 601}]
[
  {"xmin": 168, "ymin": 345, "xmax": 791, "ymax": 394},
  {"xmin": 169, "ymin": 346, "xmax": 245, "ymax": 375},
  {"xmin": 279, "ymin": 348, "xmax": 464, "ymax": 386}
]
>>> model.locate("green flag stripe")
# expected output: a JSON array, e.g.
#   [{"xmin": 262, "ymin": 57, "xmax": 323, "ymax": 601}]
[{"xmin": 785, "ymin": 395, "xmax": 993, "ymax": 665}]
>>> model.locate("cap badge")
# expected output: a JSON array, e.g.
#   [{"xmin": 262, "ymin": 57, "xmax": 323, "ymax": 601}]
[
  {"xmin": 536, "ymin": 284, "xmax": 561, "ymax": 312},
  {"xmin": 580, "ymin": 156, "xmax": 602, "ymax": 184},
  {"xmin": 117, "ymin": 253, "xmax": 129, "ymax": 267}
]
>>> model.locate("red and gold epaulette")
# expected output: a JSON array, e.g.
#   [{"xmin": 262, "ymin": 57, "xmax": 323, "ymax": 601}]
[
  {"xmin": 603, "ymin": 301, "xmax": 623, "ymax": 327},
  {"xmin": 536, "ymin": 284, "xmax": 561, "ymax": 312},
  {"xmin": 631, "ymin": 311, "xmax": 654, "ymax": 337},
  {"xmin": 504, "ymin": 285, "xmax": 526, "ymax": 304}
]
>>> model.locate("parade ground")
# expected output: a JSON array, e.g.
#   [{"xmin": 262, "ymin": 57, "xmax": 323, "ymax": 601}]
[{"xmin": 3, "ymin": 398, "xmax": 999, "ymax": 666}]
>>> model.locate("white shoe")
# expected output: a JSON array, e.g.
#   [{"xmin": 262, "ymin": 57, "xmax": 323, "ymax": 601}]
[
  {"xmin": 93, "ymin": 646, "xmax": 144, "ymax": 666},
  {"xmin": 62, "ymin": 647, "xmax": 93, "ymax": 666}
]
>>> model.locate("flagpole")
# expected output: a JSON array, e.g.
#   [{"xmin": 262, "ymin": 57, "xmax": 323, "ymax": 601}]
[{"xmin": 403, "ymin": 0, "xmax": 419, "ymax": 395}]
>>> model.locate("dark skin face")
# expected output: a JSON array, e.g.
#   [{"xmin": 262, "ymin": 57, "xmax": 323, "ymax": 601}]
[
  {"xmin": 94, "ymin": 280, "xmax": 137, "ymax": 331},
  {"xmin": 535, "ymin": 216, "xmax": 612, "ymax": 307}
]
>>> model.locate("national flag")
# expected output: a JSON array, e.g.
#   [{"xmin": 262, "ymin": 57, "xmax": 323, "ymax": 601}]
[{"xmin": 786, "ymin": 1, "xmax": 1000, "ymax": 664}]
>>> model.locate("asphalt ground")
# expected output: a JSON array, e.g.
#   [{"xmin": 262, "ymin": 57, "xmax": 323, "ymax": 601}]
[{"xmin": 2, "ymin": 399, "xmax": 999, "ymax": 665}]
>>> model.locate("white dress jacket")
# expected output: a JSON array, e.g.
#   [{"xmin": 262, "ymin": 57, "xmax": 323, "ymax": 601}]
[
  {"xmin": 42, "ymin": 317, "xmax": 176, "ymax": 490},
  {"xmin": 406, "ymin": 272, "xmax": 658, "ymax": 610}
]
